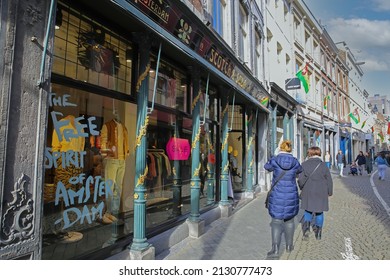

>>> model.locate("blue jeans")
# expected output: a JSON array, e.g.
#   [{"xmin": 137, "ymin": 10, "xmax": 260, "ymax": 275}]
[
  {"xmin": 304, "ymin": 211, "xmax": 324, "ymax": 227},
  {"xmin": 337, "ymin": 163, "xmax": 343, "ymax": 175}
]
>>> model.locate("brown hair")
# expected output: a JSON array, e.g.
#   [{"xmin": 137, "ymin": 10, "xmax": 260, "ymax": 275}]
[
  {"xmin": 280, "ymin": 140, "xmax": 292, "ymax": 153},
  {"xmin": 307, "ymin": 146, "xmax": 321, "ymax": 157}
]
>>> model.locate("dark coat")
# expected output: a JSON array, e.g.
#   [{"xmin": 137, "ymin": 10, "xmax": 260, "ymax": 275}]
[
  {"xmin": 264, "ymin": 152, "xmax": 303, "ymax": 220},
  {"xmin": 355, "ymin": 154, "xmax": 366, "ymax": 165},
  {"xmin": 298, "ymin": 157, "xmax": 333, "ymax": 213}
]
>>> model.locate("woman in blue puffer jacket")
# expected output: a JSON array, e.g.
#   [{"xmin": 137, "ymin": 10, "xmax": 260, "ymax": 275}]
[{"xmin": 264, "ymin": 140, "xmax": 302, "ymax": 258}]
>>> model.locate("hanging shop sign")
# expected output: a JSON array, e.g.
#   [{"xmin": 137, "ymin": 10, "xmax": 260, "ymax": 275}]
[
  {"xmin": 166, "ymin": 137, "xmax": 191, "ymax": 160},
  {"xmin": 126, "ymin": 0, "xmax": 268, "ymax": 103}
]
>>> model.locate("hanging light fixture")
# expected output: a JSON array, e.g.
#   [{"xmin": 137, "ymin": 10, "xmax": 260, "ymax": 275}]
[
  {"xmin": 55, "ymin": 7, "xmax": 63, "ymax": 30},
  {"xmin": 125, "ymin": 48, "xmax": 132, "ymax": 63}
]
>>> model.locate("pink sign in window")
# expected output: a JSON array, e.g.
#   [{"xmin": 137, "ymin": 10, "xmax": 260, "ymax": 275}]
[{"xmin": 166, "ymin": 137, "xmax": 191, "ymax": 161}]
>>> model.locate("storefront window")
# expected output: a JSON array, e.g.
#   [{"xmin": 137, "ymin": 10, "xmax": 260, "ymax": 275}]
[
  {"xmin": 53, "ymin": 4, "xmax": 133, "ymax": 94},
  {"xmin": 148, "ymin": 58, "xmax": 187, "ymax": 112},
  {"xmin": 43, "ymin": 84, "xmax": 136, "ymax": 259}
]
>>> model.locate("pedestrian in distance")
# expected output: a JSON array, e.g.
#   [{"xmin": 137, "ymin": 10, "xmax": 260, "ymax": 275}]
[
  {"xmin": 375, "ymin": 151, "xmax": 390, "ymax": 180},
  {"xmin": 355, "ymin": 151, "xmax": 366, "ymax": 176},
  {"xmin": 365, "ymin": 151, "xmax": 373, "ymax": 175},
  {"xmin": 324, "ymin": 151, "xmax": 331, "ymax": 169},
  {"xmin": 336, "ymin": 150, "xmax": 346, "ymax": 176},
  {"xmin": 264, "ymin": 140, "xmax": 303, "ymax": 258},
  {"xmin": 298, "ymin": 146, "xmax": 333, "ymax": 241}
]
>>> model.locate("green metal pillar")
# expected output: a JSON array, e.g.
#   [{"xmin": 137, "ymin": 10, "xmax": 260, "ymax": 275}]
[
  {"xmin": 189, "ymin": 68, "xmax": 201, "ymax": 222},
  {"xmin": 246, "ymin": 110, "xmax": 254, "ymax": 193},
  {"xmin": 131, "ymin": 35, "xmax": 152, "ymax": 252},
  {"xmin": 206, "ymin": 131, "xmax": 215, "ymax": 205},
  {"xmin": 271, "ymin": 105, "xmax": 278, "ymax": 154},
  {"xmin": 220, "ymin": 93, "xmax": 229, "ymax": 206}
]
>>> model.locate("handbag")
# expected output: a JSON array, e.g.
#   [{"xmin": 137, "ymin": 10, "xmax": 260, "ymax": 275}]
[
  {"xmin": 299, "ymin": 162, "xmax": 321, "ymax": 198},
  {"xmin": 265, "ymin": 170, "xmax": 286, "ymax": 209}
]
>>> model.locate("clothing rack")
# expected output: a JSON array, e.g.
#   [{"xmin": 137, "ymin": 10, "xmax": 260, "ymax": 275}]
[{"xmin": 148, "ymin": 148, "xmax": 166, "ymax": 153}]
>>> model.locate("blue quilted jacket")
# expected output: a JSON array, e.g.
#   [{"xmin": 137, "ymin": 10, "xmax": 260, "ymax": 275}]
[{"xmin": 264, "ymin": 152, "xmax": 303, "ymax": 220}]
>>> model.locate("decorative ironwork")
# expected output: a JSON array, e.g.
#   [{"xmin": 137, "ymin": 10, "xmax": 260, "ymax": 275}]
[
  {"xmin": 191, "ymin": 90, "xmax": 202, "ymax": 111},
  {"xmin": 135, "ymin": 115, "xmax": 149, "ymax": 149},
  {"xmin": 1, "ymin": 174, "xmax": 34, "ymax": 247},
  {"xmin": 192, "ymin": 127, "xmax": 201, "ymax": 150},
  {"xmin": 136, "ymin": 63, "xmax": 151, "ymax": 93},
  {"xmin": 135, "ymin": 166, "xmax": 148, "ymax": 188}
]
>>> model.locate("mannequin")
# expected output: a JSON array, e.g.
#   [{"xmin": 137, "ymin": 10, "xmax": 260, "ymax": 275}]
[
  {"xmin": 51, "ymin": 114, "xmax": 85, "ymax": 242},
  {"xmin": 52, "ymin": 114, "xmax": 85, "ymax": 192},
  {"xmin": 100, "ymin": 110, "xmax": 129, "ymax": 223}
]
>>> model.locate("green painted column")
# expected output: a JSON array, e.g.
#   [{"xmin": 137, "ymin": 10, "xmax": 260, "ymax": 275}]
[
  {"xmin": 246, "ymin": 110, "xmax": 254, "ymax": 193},
  {"xmin": 271, "ymin": 105, "xmax": 278, "ymax": 154},
  {"xmin": 220, "ymin": 93, "xmax": 229, "ymax": 206},
  {"xmin": 189, "ymin": 68, "xmax": 201, "ymax": 222},
  {"xmin": 131, "ymin": 35, "xmax": 151, "ymax": 251},
  {"xmin": 206, "ymin": 130, "xmax": 215, "ymax": 205}
]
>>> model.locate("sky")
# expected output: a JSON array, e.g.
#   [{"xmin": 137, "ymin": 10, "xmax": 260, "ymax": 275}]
[{"xmin": 304, "ymin": 0, "xmax": 390, "ymax": 98}]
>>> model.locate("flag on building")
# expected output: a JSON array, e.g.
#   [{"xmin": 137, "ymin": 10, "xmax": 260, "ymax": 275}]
[
  {"xmin": 296, "ymin": 63, "xmax": 310, "ymax": 93},
  {"xmin": 349, "ymin": 108, "xmax": 360, "ymax": 124},
  {"xmin": 260, "ymin": 96, "xmax": 269, "ymax": 106},
  {"xmin": 323, "ymin": 95, "xmax": 330, "ymax": 109},
  {"xmin": 371, "ymin": 126, "xmax": 374, "ymax": 133},
  {"xmin": 378, "ymin": 131, "xmax": 384, "ymax": 142},
  {"xmin": 361, "ymin": 119, "xmax": 367, "ymax": 129},
  {"xmin": 387, "ymin": 122, "xmax": 390, "ymax": 134}
]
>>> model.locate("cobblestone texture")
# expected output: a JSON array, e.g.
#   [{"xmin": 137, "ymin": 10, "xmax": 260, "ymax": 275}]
[{"xmin": 157, "ymin": 168, "xmax": 390, "ymax": 260}]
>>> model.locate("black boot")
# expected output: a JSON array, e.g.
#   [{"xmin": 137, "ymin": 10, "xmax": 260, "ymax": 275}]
[
  {"xmin": 302, "ymin": 221, "xmax": 310, "ymax": 240},
  {"xmin": 267, "ymin": 219, "xmax": 283, "ymax": 259},
  {"xmin": 284, "ymin": 218, "xmax": 295, "ymax": 252},
  {"xmin": 314, "ymin": 226, "xmax": 322, "ymax": 240}
]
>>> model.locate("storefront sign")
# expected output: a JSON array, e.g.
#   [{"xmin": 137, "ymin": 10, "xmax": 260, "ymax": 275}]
[
  {"xmin": 166, "ymin": 137, "xmax": 190, "ymax": 160},
  {"xmin": 126, "ymin": 0, "xmax": 267, "ymax": 104}
]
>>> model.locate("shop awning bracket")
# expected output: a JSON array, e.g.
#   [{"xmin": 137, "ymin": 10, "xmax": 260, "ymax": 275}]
[
  {"xmin": 38, "ymin": 0, "xmax": 56, "ymax": 88},
  {"xmin": 200, "ymin": 73, "xmax": 210, "ymax": 126},
  {"xmin": 229, "ymin": 92, "xmax": 236, "ymax": 131},
  {"xmin": 147, "ymin": 42, "xmax": 162, "ymax": 115}
]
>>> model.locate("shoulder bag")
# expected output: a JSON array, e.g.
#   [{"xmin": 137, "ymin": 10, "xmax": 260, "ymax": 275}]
[{"xmin": 265, "ymin": 170, "xmax": 286, "ymax": 209}]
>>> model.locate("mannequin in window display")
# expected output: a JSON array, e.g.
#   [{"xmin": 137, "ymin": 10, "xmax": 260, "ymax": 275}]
[
  {"xmin": 52, "ymin": 114, "xmax": 85, "ymax": 192},
  {"xmin": 51, "ymin": 114, "xmax": 85, "ymax": 242},
  {"xmin": 100, "ymin": 110, "xmax": 129, "ymax": 224}
]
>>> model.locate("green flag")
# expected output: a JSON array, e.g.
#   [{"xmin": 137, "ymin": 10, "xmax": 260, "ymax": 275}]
[{"xmin": 296, "ymin": 64, "xmax": 310, "ymax": 93}]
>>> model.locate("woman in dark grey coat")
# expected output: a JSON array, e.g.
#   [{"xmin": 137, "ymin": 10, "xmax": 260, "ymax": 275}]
[{"xmin": 298, "ymin": 147, "xmax": 333, "ymax": 240}]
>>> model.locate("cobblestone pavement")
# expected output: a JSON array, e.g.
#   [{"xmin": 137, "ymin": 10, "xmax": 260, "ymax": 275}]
[{"xmin": 157, "ymin": 167, "xmax": 390, "ymax": 260}]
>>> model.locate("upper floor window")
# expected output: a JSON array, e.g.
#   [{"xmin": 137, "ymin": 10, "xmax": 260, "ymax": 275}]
[
  {"xmin": 254, "ymin": 30, "xmax": 262, "ymax": 78},
  {"xmin": 212, "ymin": 0, "xmax": 226, "ymax": 36},
  {"xmin": 238, "ymin": 2, "xmax": 248, "ymax": 62}
]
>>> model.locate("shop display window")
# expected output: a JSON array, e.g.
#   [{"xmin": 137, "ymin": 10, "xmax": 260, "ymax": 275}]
[
  {"xmin": 42, "ymin": 84, "xmax": 137, "ymax": 259},
  {"xmin": 148, "ymin": 58, "xmax": 187, "ymax": 112},
  {"xmin": 53, "ymin": 4, "xmax": 133, "ymax": 94}
]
